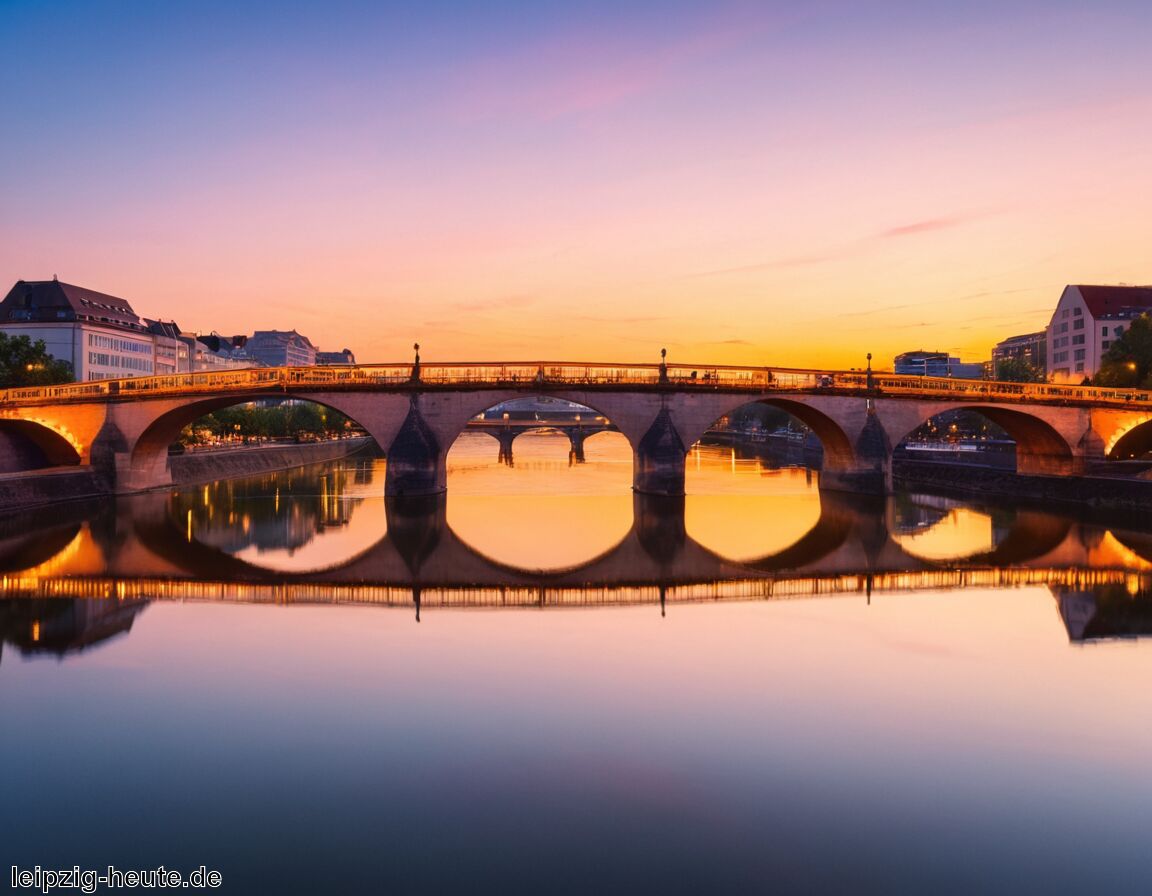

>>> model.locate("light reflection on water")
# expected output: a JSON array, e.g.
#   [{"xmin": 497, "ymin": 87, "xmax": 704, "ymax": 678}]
[
  {"xmin": 447, "ymin": 431, "xmax": 634, "ymax": 569},
  {"xmin": 4, "ymin": 439, "xmax": 1152, "ymax": 893}
]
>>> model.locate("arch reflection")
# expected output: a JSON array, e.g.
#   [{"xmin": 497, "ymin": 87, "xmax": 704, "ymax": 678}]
[
  {"xmin": 889, "ymin": 494, "xmax": 1003, "ymax": 562},
  {"xmin": 446, "ymin": 411, "xmax": 633, "ymax": 571},
  {"xmin": 169, "ymin": 455, "xmax": 389, "ymax": 573}
]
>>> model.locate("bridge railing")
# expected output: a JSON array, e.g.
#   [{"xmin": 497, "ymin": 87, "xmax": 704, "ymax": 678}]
[{"xmin": 3, "ymin": 360, "xmax": 1152, "ymax": 408}]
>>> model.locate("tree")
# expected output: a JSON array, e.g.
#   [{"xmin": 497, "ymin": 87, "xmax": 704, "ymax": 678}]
[
  {"xmin": 1094, "ymin": 314, "xmax": 1152, "ymax": 388},
  {"xmin": 994, "ymin": 357, "xmax": 1045, "ymax": 383},
  {"xmin": 0, "ymin": 333, "xmax": 72, "ymax": 387}
]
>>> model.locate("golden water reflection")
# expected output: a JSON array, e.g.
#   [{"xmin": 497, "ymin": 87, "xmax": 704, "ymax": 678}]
[
  {"xmin": 446, "ymin": 431, "xmax": 633, "ymax": 570},
  {"xmin": 171, "ymin": 456, "xmax": 388, "ymax": 573},
  {"xmin": 891, "ymin": 503, "xmax": 998, "ymax": 562}
]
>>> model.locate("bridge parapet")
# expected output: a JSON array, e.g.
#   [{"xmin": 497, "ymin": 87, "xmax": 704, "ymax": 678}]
[{"xmin": 5, "ymin": 361, "xmax": 1152, "ymax": 409}]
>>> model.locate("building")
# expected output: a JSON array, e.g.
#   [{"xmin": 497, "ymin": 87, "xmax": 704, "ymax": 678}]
[
  {"xmin": 0, "ymin": 279, "xmax": 155, "ymax": 380},
  {"xmin": 316, "ymin": 348, "xmax": 356, "ymax": 366},
  {"xmin": 145, "ymin": 319, "xmax": 186, "ymax": 376},
  {"xmin": 991, "ymin": 331, "xmax": 1046, "ymax": 374},
  {"xmin": 1046, "ymin": 285, "xmax": 1152, "ymax": 383},
  {"xmin": 894, "ymin": 350, "xmax": 984, "ymax": 379},
  {"xmin": 245, "ymin": 330, "xmax": 317, "ymax": 367},
  {"xmin": 189, "ymin": 333, "xmax": 251, "ymax": 371}
]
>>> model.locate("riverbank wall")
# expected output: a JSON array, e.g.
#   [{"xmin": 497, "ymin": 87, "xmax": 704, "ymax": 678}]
[
  {"xmin": 0, "ymin": 467, "xmax": 108, "ymax": 512},
  {"xmin": 0, "ymin": 438, "xmax": 373, "ymax": 512},
  {"xmin": 169, "ymin": 437, "xmax": 372, "ymax": 486},
  {"xmin": 894, "ymin": 459, "xmax": 1152, "ymax": 512}
]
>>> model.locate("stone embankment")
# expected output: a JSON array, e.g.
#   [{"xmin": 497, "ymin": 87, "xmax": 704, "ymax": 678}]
[
  {"xmin": 0, "ymin": 437, "xmax": 373, "ymax": 512},
  {"xmin": 169, "ymin": 437, "xmax": 373, "ymax": 485},
  {"xmin": 893, "ymin": 459, "xmax": 1152, "ymax": 511}
]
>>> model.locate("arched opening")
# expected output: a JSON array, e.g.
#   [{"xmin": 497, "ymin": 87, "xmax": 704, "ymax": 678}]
[
  {"xmin": 445, "ymin": 395, "xmax": 633, "ymax": 570},
  {"xmin": 0, "ymin": 419, "xmax": 82, "ymax": 473},
  {"xmin": 893, "ymin": 409, "xmax": 1016, "ymax": 473},
  {"xmin": 1109, "ymin": 420, "xmax": 1152, "ymax": 462},
  {"xmin": 682, "ymin": 399, "xmax": 844, "ymax": 562},
  {"xmin": 130, "ymin": 395, "xmax": 381, "ymax": 491},
  {"xmin": 129, "ymin": 396, "xmax": 386, "ymax": 569},
  {"xmin": 893, "ymin": 406, "xmax": 1073, "ymax": 477}
]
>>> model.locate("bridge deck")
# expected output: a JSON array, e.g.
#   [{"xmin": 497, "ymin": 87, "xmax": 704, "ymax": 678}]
[{"xmin": 3, "ymin": 361, "xmax": 1150, "ymax": 409}]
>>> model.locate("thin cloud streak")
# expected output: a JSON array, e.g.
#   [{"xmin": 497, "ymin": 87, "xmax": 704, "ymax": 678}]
[{"xmin": 688, "ymin": 209, "xmax": 998, "ymax": 280}]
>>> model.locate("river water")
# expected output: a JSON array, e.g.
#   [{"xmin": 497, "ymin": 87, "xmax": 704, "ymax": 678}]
[{"xmin": 3, "ymin": 431, "xmax": 1152, "ymax": 894}]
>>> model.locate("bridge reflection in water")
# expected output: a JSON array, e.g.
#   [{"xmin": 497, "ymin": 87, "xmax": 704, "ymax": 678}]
[{"xmin": 3, "ymin": 452, "xmax": 1152, "ymax": 645}]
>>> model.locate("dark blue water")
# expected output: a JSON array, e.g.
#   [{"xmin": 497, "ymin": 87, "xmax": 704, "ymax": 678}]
[{"xmin": 3, "ymin": 443, "xmax": 1152, "ymax": 894}]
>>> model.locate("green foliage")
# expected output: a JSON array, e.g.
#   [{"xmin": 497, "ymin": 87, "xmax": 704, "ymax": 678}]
[
  {"xmin": 1095, "ymin": 315, "xmax": 1152, "ymax": 388},
  {"xmin": 0, "ymin": 333, "xmax": 73, "ymax": 387},
  {"xmin": 994, "ymin": 357, "xmax": 1045, "ymax": 383},
  {"xmin": 727, "ymin": 403, "xmax": 798, "ymax": 432},
  {"xmin": 179, "ymin": 401, "xmax": 353, "ymax": 445}
]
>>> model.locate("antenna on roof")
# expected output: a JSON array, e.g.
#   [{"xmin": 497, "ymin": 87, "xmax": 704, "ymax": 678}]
[{"xmin": 52, "ymin": 274, "xmax": 58, "ymax": 281}]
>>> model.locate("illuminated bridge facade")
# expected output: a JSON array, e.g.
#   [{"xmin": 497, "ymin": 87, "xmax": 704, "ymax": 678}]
[{"xmin": 3, "ymin": 360, "xmax": 1152, "ymax": 496}]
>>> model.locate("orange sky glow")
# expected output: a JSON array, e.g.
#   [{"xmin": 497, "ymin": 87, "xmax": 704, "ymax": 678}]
[{"xmin": 3, "ymin": 2, "xmax": 1150, "ymax": 369}]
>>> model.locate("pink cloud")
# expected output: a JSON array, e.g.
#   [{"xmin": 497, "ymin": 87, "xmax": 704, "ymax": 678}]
[
  {"xmin": 879, "ymin": 215, "xmax": 970, "ymax": 238},
  {"xmin": 447, "ymin": 5, "xmax": 792, "ymax": 121}
]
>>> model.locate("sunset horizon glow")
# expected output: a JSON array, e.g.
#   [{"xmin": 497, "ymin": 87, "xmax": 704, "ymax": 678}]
[{"xmin": 3, "ymin": 0, "xmax": 1150, "ymax": 368}]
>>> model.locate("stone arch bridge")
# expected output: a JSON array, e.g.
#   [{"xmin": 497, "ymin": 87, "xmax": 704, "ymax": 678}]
[{"xmin": 3, "ymin": 360, "xmax": 1152, "ymax": 496}]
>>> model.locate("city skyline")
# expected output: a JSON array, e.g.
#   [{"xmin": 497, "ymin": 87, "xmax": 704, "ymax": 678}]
[{"xmin": 3, "ymin": 0, "xmax": 1150, "ymax": 367}]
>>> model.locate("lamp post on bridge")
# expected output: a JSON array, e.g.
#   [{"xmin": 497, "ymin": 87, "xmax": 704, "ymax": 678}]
[
  {"xmin": 659, "ymin": 347, "xmax": 669, "ymax": 384},
  {"xmin": 411, "ymin": 343, "xmax": 421, "ymax": 383}
]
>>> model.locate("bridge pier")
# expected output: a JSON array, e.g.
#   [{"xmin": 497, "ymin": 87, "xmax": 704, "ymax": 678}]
[
  {"xmin": 384, "ymin": 397, "xmax": 446, "ymax": 497},
  {"xmin": 812, "ymin": 411, "xmax": 892, "ymax": 496},
  {"xmin": 567, "ymin": 428, "xmax": 587, "ymax": 463},
  {"xmin": 633, "ymin": 408, "xmax": 687, "ymax": 496},
  {"xmin": 495, "ymin": 429, "xmax": 517, "ymax": 466}
]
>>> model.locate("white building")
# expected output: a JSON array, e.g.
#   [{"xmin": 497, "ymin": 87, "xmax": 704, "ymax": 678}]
[
  {"xmin": 1046, "ymin": 285, "xmax": 1152, "ymax": 383},
  {"xmin": 1, "ymin": 279, "xmax": 155, "ymax": 380}
]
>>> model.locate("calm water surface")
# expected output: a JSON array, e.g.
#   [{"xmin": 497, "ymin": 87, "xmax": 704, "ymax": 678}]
[{"xmin": 3, "ymin": 432, "xmax": 1152, "ymax": 894}]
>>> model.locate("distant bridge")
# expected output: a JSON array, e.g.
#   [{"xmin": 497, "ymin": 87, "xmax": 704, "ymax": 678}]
[
  {"xmin": 3, "ymin": 360, "xmax": 1152, "ymax": 496},
  {"xmin": 465, "ymin": 415, "xmax": 617, "ymax": 463}
]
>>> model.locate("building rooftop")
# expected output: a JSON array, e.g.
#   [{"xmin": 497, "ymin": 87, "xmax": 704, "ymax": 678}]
[
  {"xmin": 996, "ymin": 331, "xmax": 1045, "ymax": 344},
  {"xmin": 145, "ymin": 318, "xmax": 182, "ymax": 339},
  {"xmin": 1075, "ymin": 285, "xmax": 1152, "ymax": 319},
  {"xmin": 1, "ymin": 279, "xmax": 146, "ymax": 332},
  {"xmin": 248, "ymin": 329, "xmax": 316, "ymax": 350}
]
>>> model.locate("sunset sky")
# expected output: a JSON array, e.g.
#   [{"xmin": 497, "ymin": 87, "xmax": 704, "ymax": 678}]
[{"xmin": 2, "ymin": 0, "xmax": 1150, "ymax": 369}]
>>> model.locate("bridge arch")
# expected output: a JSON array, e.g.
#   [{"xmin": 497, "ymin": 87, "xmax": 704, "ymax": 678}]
[
  {"xmin": 455, "ymin": 395, "xmax": 620, "ymax": 466},
  {"xmin": 0, "ymin": 418, "xmax": 83, "ymax": 472},
  {"xmin": 444, "ymin": 394, "xmax": 633, "ymax": 563},
  {"xmin": 127, "ymin": 393, "xmax": 384, "ymax": 491},
  {"xmin": 685, "ymin": 397, "xmax": 856, "ymax": 473},
  {"xmin": 893, "ymin": 405, "xmax": 1074, "ymax": 476},
  {"xmin": 1106, "ymin": 417, "xmax": 1152, "ymax": 460}
]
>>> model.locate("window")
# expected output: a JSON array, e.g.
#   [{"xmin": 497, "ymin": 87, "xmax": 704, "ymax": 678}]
[
  {"xmin": 1073, "ymin": 306, "xmax": 1083, "ymax": 316},
  {"xmin": 1062, "ymin": 309, "xmax": 1070, "ymax": 318},
  {"xmin": 1073, "ymin": 318, "xmax": 1084, "ymax": 330},
  {"xmin": 1060, "ymin": 322, "xmax": 1069, "ymax": 333},
  {"xmin": 1073, "ymin": 334, "xmax": 1085, "ymax": 345},
  {"xmin": 1103, "ymin": 341, "xmax": 1112, "ymax": 350},
  {"xmin": 1074, "ymin": 349, "xmax": 1086, "ymax": 361}
]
